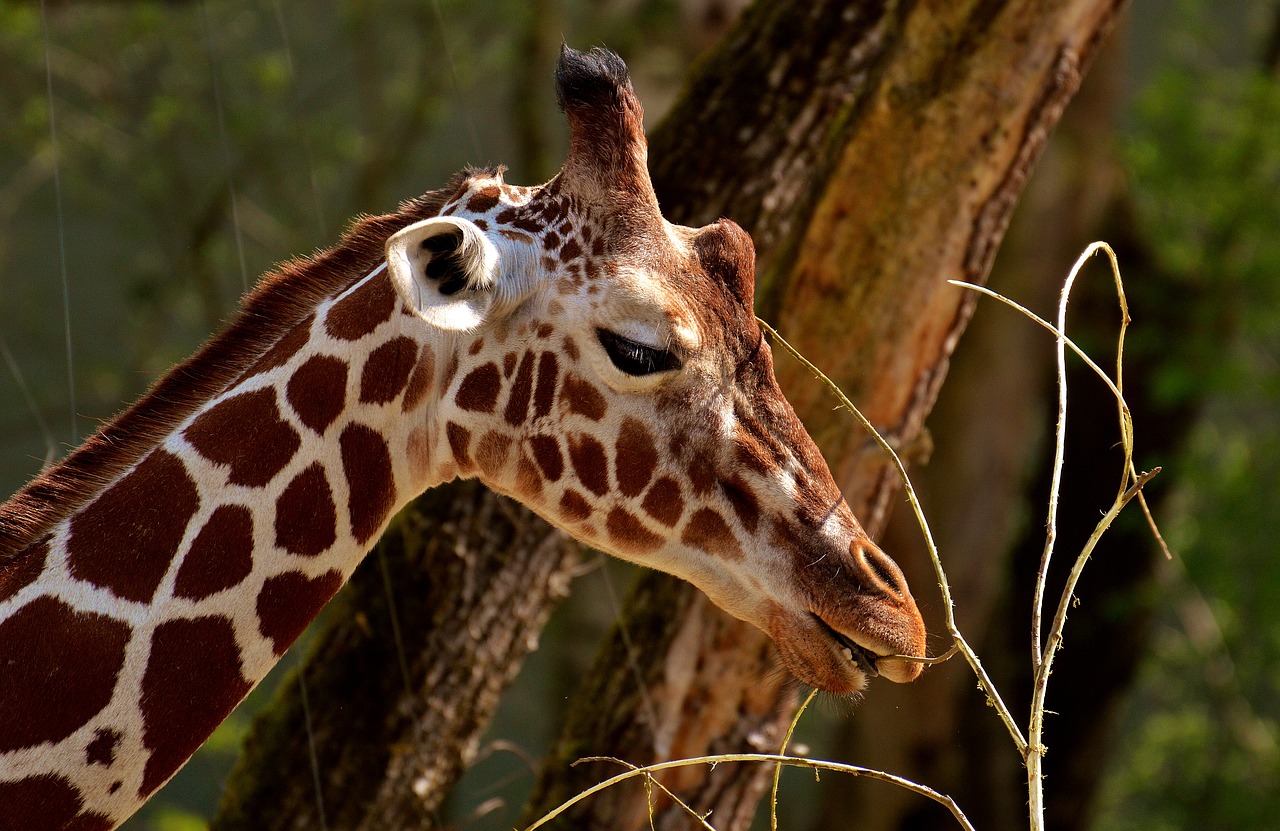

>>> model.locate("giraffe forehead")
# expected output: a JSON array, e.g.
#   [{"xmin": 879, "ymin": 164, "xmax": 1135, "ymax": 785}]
[
  {"xmin": 440, "ymin": 172, "xmax": 543, "ymax": 225},
  {"xmin": 587, "ymin": 268, "xmax": 700, "ymax": 345}
]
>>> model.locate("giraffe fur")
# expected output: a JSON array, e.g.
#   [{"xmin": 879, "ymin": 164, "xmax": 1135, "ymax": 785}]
[{"xmin": 0, "ymin": 46, "xmax": 927, "ymax": 829}]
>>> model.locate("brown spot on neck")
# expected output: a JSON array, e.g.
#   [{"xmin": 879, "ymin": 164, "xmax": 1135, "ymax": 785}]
[
  {"xmin": 0, "ymin": 597, "xmax": 130, "ymax": 753},
  {"xmin": 504, "ymin": 351, "xmax": 537, "ymax": 426},
  {"xmin": 533, "ymin": 352, "xmax": 559, "ymax": 419},
  {"xmin": 325, "ymin": 275, "xmax": 398, "ymax": 341},
  {"xmin": 85, "ymin": 728, "xmax": 122, "ymax": 767},
  {"xmin": 288, "ymin": 355, "xmax": 348, "ymax": 435},
  {"xmin": 340, "ymin": 424, "xmax": 398, "ymax": 543},
  {"xmin": 185, "ymin": 389, "xmax": 301, "ymax": 488},
  {"xmin": 401, "ymin": 343, "xmax": 436, "ymax": 413},
  {"xmin": 456, "ymin": 363, "xmax": 503, "ymax": 413},
  {"xmin": 256, "ymin": 569, "xmax": 344, "ymax": 656},
  {"xmin": 175, "ymin": 505, "xmax": 255, "ymax": 599},
  {"xmin": 140, "ymin": 616, "xmax": 253, "ymax": 796},
  {"xmin": 275, "ymin": 465, "xmax": 338, "ymax": 558},
  {"xmin": 67, "ymin": 450, "xmax": 200, "ymax": 604},
  {"xmin": 360, "ymin": 336, "xmax": 419, "ymax": 405}
]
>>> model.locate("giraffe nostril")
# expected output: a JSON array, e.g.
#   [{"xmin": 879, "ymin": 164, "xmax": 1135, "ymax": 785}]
[{"xmin": 851, "ymin": 539, "xmax": 907, "ymax": 598}]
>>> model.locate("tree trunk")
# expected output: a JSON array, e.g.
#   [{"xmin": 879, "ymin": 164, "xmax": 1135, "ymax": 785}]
[
  {"xmin": 215, "ymin": 1, "xmax": 1125, "ymax": 828},
  {"xmin": 808, "ymin": 19, "xmax": 1215, "ymax": 830},
  {"xmin": 524, "ymin": 0, "xmax": 1124, "ymax": 827},
  {"xmin": 810, "ymin": 28, "xmax": 1132, "ymax": 831}
]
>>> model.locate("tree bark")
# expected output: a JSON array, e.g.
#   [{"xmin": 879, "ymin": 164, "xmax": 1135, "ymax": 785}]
[
  {"xmin": 215, "ymin": 1, "xmax": 1125, "ymax": 829},
  {"xmin": 810, "ymin": 29, "xmax": 1135, "ymax": 831},
  {"xmin": 524, "ymin": 0, "xmax": 1124, "ymax": 828},
  {"xmin": 806, "ymin": 17, "xmax": 1222, "ymax": 830}
]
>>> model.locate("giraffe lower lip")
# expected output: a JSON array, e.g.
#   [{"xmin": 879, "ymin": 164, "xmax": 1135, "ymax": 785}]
[{"xmin": 814, "ymin": 616, "xmax": 879, "ymax": 679}]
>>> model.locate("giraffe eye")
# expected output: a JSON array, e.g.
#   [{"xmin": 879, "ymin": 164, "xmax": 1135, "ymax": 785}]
[{"xmin": 596, "ymin": 329, "xmax": 681, "ymax": 376}]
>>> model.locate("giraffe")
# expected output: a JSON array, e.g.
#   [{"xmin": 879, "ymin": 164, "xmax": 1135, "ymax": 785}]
[{"xmin": 0, "ymin": 47, "xmax": 927, "ymax": 829}]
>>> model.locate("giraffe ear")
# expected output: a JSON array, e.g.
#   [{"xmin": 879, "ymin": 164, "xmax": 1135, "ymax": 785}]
[{"xmin": 386, "ymin": 217, "xmax": 499, "ymax": 331}]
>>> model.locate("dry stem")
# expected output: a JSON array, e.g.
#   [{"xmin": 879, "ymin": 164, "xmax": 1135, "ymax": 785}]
[
  {"xmin": 954, "ymin": 241, "xmax": 1166, "ymax": 829},
  {"xmin": 520, "ymin": 754, "xmax": 975, "ymax": 831}
]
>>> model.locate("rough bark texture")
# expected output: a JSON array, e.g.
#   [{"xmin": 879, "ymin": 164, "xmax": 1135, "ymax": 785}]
[
  {"xmin": 214, "ymin": 1, "xmax": 1125, "ymax": 828},
  {"xmin": 807, "ymin": 23, "xmax": 1211, "ymax": 829},
  {"xmin": 211, "ymin": 481, "xmax": 579, "ymax": 830},
  {"xmin": 811, "ymin": 31, "xmax": 1134, "ymax": 830},
  {"xmin": 523, "ymin": 0, "xmax": 1125, "ymax": 828}
]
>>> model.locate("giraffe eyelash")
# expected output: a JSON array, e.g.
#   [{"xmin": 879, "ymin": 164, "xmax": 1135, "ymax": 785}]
[{"xmin": 596, "ymin": 329, "xmax": 681, "ymax": 376}]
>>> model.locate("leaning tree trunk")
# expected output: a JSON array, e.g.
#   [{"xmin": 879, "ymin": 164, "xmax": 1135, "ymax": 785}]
[
  {"xmin": 806, "ymin": 28, "xmax": 1171, "ymax": 831},
  {"xmin": 214, "ymin": 1, "xmax": 1124, "ymax": 829},
  {"xmin": 522, "ymin": 0, "xmax": 1125, "ymax": 826}
]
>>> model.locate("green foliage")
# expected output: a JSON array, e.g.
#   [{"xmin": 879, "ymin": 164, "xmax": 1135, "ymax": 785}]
[
  {"xmin": 149, "ymin": 809, "xmax": 207, "ymax": 831},
  {"xmin": 1096, "ymin": 2, "xmax": 1280, "ymax": 828}
]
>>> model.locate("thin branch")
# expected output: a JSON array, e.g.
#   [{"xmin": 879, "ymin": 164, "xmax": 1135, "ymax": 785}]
[
  {"xmin": 524, "ymin": 754, "xmax": 975, "ymax": 831},
  {"xmin": 1025, "ymin": 467, "xmax": 1159, "ymax": 826},
  {"xmin": 590, "ymin": 758, "xmax": 718, "ymax": 831},
  {"xmin": 771, "ymin": 688, "xmax": 818, "ymax": 831}
]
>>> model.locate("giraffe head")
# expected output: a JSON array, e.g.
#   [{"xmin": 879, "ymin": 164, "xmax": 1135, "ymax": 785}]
[{"xmin": 386, "ymin": 47, "xmax": 926, "ymax": 693}]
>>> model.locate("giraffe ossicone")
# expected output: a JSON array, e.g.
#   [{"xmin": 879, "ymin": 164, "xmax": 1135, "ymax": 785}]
[{"xmin": 0, "ymin": 45, "xmax": 927, "ymax": 829}]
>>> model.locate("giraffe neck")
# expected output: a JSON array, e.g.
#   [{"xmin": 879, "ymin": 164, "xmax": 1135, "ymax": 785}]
[{"xmin": 0, "ymin": 216, "xmax": 461, "ymax": 829}]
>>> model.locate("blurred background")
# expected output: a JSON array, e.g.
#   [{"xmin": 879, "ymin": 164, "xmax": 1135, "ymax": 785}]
[{"xmin": 1, "ymin": 1, "xmax": 1277, "ymax": 829}]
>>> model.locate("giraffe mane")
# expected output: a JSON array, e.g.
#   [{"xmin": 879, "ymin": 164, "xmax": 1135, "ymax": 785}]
[{"xmin": 0, "ymin": 180, "xmax": 470, "ymax": 559}]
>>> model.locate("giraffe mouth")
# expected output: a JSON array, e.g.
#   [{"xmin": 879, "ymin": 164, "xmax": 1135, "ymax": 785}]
[{"xmin": 814, "ymin": 615, "xmax": 880, "ymax": 679}]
